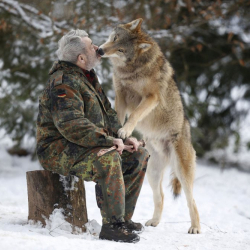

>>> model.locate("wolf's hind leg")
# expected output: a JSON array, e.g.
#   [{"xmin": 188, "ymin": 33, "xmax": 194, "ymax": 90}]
[
  {"xmin": 145, "ymin": 144, "xmax": 167, "ymax": 227},
  {"xmin": 173, "ymin": 137, "xmax": 201, "ymax": 234}
]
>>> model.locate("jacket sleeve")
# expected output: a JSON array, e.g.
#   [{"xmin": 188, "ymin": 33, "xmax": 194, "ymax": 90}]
[
  {"xmin": 90, "ymin": 69, "xmax": 122, "ymax": 135},
  {"xmin": 50, "ymin": 83, "xmax": 114, "ymax": 148},
  {"xmin": 101, "ymin": 89, "xmax": 122, "ymax": 135}
]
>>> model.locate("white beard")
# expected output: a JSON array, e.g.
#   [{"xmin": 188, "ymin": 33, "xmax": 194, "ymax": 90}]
[{"xmin": 85, "ymin": 52, "xmax": 100, "ymax": 70}]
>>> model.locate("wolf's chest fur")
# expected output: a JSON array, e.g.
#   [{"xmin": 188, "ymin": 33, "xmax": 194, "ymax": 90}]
[{"xmin": 116, "ymin": 77, "xmax": 147, "ymax": 111}]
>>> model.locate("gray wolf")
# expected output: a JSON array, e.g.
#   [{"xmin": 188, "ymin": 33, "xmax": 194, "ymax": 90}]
[{"xmin": 99, "ymin": 18, "xmax": 201, "ymax": 234}]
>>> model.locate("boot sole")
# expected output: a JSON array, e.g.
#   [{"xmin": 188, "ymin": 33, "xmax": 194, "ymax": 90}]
[{"xmin": 99, "ymin": 236, "xmax": 140, "ymax": 243}]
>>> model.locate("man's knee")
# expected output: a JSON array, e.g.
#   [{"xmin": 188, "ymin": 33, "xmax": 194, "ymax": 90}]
[
  {"xmin": 128, "ymin": 147, "xmax": 149, "ymax": 173},
  {"xmin": 94, "ymin": 150, "xmax": 122, "ymax": 177},
  {"xmin": 102, "ymin": 150, "xmax": 121, "ymax": 163},
  {"xmin": 134, "ymin": 147, "xmax": 150, "ymax": 162}
]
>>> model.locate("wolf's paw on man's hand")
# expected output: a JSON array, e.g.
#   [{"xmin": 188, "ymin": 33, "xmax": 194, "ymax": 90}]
[
  {"xmin": 118, "ymin": 125, "xmax": 134, "ymax": 139},
  {"xmin": 118, "ymin": 128, "xmax": 132, "ymax": 139}
]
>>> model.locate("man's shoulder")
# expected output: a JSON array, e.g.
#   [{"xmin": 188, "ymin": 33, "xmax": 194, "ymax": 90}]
[
  {"xmin": 49, "ymin": 69, "xmax": 64, "ymax": 87},
  {"xmin": 49, "ymin": 69, "xmax": 84, "ymax": 91}
]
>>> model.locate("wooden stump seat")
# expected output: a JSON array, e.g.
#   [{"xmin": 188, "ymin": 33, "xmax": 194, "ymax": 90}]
[{"xmin": 26, "ymin": 170, "xmax": 88, "ymax": 232}]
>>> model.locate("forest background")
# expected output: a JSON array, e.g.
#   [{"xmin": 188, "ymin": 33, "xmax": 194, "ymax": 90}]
[{"xmin": 0, "ymin": 0, "xmax": 249, "ymax": 170}]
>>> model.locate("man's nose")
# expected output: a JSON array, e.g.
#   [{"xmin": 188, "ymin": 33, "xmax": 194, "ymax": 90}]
[{"xmin": 94, "ymin": 45, "xmax": 98, "ymax": 50}]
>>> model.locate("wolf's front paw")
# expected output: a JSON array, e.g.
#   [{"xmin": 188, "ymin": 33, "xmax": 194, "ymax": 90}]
[
  {"xmin": 145, "ymin": 219, "xmax": 160, "ymax": 227},
  {"xmin": 188, "ymin": 226, "xmax": 201, "ymax": 234},
  {"xmin": 118, "ymin": 126, "xmax": 133, "ymax": 139}
]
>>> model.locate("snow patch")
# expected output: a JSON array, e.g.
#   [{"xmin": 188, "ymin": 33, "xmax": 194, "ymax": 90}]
[
  {"xmin": 59, "ymin": 175, "xmax": 79, "ymax": 191},
  {"xmin": 44, "ymin": 208, "xmax": 73, "ymax": 235}
]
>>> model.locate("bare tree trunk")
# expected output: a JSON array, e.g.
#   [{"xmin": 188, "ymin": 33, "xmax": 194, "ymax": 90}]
[{"xmin": 26, "ymin": 170, "xmax": 88, "ymax": 232}]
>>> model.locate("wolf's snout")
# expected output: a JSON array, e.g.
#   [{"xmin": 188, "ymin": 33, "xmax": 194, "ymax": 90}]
[{"xmin": 97, "ymin": 48, "xmax": 105, "ymax": 56}]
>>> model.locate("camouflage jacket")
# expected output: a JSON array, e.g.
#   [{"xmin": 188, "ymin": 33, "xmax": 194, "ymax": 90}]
[{"xmin": 36, "ymin": 61, "xmax": 122, "ymax": 171}]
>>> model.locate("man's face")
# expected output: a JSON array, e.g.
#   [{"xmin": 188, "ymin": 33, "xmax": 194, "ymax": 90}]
[{"xmin": 82, "ymin": 37, "xmax": 101, "ymax": 70}]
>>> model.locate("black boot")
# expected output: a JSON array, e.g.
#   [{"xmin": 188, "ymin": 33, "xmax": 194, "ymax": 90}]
[
  {"xmin": 124, "ymin": 220, "xmax": 144, "ymax": 234},
  {"xmin": 99, "ymin": 222, "xmax": 140, "ymax": 243}
]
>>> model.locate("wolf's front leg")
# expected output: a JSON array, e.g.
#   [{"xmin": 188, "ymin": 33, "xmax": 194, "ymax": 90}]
[
  {"xmin": 114, "ymin": 77, "xmax": 127, "ymax": 125},
  {"xmin": 115, "ymin": 91, "xmax": 127, "ymax": 126},
  {"xmin": 118, "ymin": 94, "xmax": 159, "ymax": 139},
  {"xmin": 118, "ymin": 121, "xmax": 136, "ymax": 139}
]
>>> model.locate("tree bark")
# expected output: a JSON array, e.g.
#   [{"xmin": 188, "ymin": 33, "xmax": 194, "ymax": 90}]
[{"xmin": 26, "ymin": 170, "xmax": 88, "ymax": 232}]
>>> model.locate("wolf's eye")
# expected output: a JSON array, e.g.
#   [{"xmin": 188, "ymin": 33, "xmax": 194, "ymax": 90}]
[
  {"xmin": 118, "ymin": 49, "xmax": 124, "ymax": 53},
  {"xmin": 113, "ymin": 36, "xmax": 117, "ymax": 42}
]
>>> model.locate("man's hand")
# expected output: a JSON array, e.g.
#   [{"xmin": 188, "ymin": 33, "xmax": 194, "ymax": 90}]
[
  {"xmin": 124, "ymin": 137, "xmax": 140, "ymax": 152},
  {"xmin": 113, "ymin": 138, "xmax": 125, "ymax": 155},
  {"xmin": 97, "ymin": 138, "xmax": 144, "ymax": 157}
]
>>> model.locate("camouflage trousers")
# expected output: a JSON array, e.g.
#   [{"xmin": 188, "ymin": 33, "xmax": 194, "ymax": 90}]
[{"xmin": 70, "ymin": 147, "xmax": 149, "ymax": 224}]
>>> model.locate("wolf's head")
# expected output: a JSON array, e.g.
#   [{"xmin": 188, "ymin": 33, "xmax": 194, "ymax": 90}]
[{"xmin": 99, "ymin": 18, "xmax": 153, "ymax": 64}]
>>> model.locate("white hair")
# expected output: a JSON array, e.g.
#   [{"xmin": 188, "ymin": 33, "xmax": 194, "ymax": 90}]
[{"xmin": 56, "ymin": 29, "xmax": 89, "ymax": 63}]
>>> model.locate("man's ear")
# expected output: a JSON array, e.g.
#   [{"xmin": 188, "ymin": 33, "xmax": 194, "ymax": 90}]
[
  {"xmin": 126, "ymin": 18, "xmax": 143, "ymax": 31},
  {"xmin": 76, "ymin": 54, "xmax": 86, "ymax": 69},
  {"xmin": 78, "ymin": 54, "xmax": 85, "ymax": 64},
  {"xmin": 138, "ymin": 42, "xmax": 152, "ymax": 53}
]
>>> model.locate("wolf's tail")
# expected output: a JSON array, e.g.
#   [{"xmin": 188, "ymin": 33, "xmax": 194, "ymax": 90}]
[{"xmin": 171, "ymin": 176, "xmax": 182, "ymax": 198}]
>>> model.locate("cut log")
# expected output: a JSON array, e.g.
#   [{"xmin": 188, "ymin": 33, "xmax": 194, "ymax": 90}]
[{"xmin": 26, "ymin": 170, "xmax": 88, "ymax": 232}]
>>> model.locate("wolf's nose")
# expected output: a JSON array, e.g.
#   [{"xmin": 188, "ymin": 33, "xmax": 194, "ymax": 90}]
[{"xmin": 97, "ymin": 48, "xmax": 105, "ymax": 56}]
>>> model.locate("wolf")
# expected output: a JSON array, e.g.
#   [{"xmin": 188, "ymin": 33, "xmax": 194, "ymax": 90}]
[{"xmin": 99, "ymin": 18, "xmax": 201, "ymax": 234}]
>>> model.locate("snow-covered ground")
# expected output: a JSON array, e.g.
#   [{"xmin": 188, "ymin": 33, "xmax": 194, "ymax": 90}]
[{"xmin": 0, "ymin": 143, "xmax": 250, "ymax": 250}]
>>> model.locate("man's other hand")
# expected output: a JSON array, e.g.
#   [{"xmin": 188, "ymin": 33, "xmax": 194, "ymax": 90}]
[
  {"xmin": 113, "ymin": 138, "xmax": 125, "ymax": 155},
  {"xmin": 124, "ymin": 137, "xmax": 140, "ymax": 152}
]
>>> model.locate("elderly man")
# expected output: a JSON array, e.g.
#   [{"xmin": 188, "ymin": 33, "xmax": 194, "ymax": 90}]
[{"xmin": 36, "ymin": 30, "xmax": 149, "ymax": 243}]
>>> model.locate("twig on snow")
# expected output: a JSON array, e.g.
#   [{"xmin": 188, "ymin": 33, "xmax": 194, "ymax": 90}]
[
  {"xmin": 48, "ymin": 221, "xmax": 68, "ymax": 237},
  {"xmin": 194, "ymin": 174, "xmax": 210, "ymax": 182}
]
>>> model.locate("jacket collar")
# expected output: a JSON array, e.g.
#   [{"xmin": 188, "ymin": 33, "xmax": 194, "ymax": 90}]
[{"xmin": 49, "ymin": 60, "xmax": 92, "ymax": 76}]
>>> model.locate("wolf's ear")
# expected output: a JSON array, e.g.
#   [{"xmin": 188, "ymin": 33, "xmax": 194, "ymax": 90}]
[
  {"xmin": 138, "ymin": 42, "xmax": 152, "ymax": 53},
  {"xmin": 126, "ymin": 18, "xmax": 143, "ymax": 31}
]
